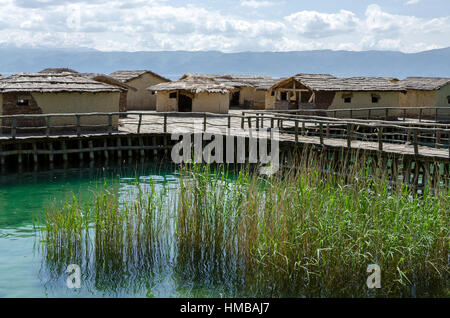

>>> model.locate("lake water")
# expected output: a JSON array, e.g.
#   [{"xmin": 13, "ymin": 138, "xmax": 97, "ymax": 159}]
[{"xmin": 0, "ymin": 163, "xmax": 230, "ymax": 298}]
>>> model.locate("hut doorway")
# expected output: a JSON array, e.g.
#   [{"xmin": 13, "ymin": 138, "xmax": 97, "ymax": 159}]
[
  {"xmin": 230, "ymin": 91, "xmax": 240, "ymax": 107},
  {"xmin": 178, "ymin": 94, "xmax": 192, "ymax": 112}
]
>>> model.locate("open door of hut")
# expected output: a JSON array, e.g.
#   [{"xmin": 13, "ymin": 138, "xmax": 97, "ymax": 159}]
[
  {"xmin": 178, "ymin": 94, "xmax": 192, "ymax": 112},
  {"xmin": 230, "ymin": 91, "xmax": 240, "ymax": 107}
]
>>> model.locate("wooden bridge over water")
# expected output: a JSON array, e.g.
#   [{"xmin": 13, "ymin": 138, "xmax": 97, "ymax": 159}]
[{"xmin": 0, "ymin": 108, "xmax": 449, "ymax": 187}]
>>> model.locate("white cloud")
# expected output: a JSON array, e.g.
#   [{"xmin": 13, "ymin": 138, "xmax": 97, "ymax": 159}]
[
  {"xmin": 240, "ymin": 1, "xmax": 274, "ymax": 8},
  {"xmin": 405, "ymin": 0, "xmax": 420, "ymax": 5},
  {"xmin": 0, "ymin": 1, "xmax": 448, "ymax": 53},
  {"xmin": 285, "ymin": 9, "xmax": 359, "ymax": 38}
]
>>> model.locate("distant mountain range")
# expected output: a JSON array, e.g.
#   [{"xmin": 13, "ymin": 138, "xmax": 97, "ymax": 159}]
[{"xmin": 0, "ymin": 46, "xmax": 449, "ymax": 80}]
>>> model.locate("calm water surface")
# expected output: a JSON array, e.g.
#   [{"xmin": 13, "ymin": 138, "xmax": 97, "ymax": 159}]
[{"xmin": 0, "ymin": 163, "xmax": 226, "ymax": 298}]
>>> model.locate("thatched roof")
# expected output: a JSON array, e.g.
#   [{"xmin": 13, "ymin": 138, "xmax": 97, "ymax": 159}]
[
  {"xmin": 179, "ymin": 74, "xmax": 276, "ymax": 89},
  {"xmin": 271, "ymin": 75, "xmax": 405, "ymax": 92},
  {"xmin": 39, "ymin": 68, "xmax": 79, "ymax": 74},
  {"xmin": 38, "ymin": 68, "xmax": 136, "ymax": 91},
  {"xmin": 148, "ymin": 74, "xmax": 235, "ymax": 94},
  {"xmin": 398, "ymin": 77, "xmax": 450, "ymax": 91},
  {"xmin": 80, "ymin": 73, "xmax": 137, "ymax": 92},
  {"xmin": 0, "ymin": 73, "xmax": 124, "ymax": 93},
  {"xmin": 109, "ymin": 70, "xmax": 170, "ymax": 83}
]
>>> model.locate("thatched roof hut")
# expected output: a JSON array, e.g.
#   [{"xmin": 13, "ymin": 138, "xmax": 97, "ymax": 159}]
[
  {"xmin": 110, "ymin": 70, "xmax": 171, "ymax": 83},
  {"xmin": 149, "ymin": 74, "xmax": 235, "ymax": 94},
  {"xmin": 397, "ymin": 77, "xmax": 450, "ymax": 118},
  {"xmin": 271, "ymin": 75, "xmax": 404, "ymax": 92},
  {"xmin": 38, "ymin": 68, "xmax": 136, "ymax": 92},
  {"xmin": 398, "ymin": 77, "xmax": 450, "ymax": 91},
  {"xmin": 0, "ymin": 73, "xmax": 124, "ymax": 93},
  {"xmin": 109, "ymin": 70, "xmax": 171, "ymax": 111},
  {"xmin": 178, "ymin": 74, "xmax": 276, "ymax": 89}
]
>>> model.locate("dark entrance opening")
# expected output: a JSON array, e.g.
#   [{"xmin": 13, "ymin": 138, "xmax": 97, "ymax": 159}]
[
  {"xmin": 178, "ymin": 94, "xmax": 192, "ymax": 112},
  {"xmin": 230, "ymin": 91, "xmax": 240, "ymax": 107}
]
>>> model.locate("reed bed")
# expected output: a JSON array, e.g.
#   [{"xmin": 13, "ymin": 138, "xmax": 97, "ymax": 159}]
[{"xmin": 41, "ymin": 152, "xmax": 449, "ymax": 297}]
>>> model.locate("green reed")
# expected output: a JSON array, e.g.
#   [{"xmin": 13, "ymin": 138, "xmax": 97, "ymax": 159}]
[{"xmin": 41, "ymin": 153, "xmax": 449, "ymax": 297}]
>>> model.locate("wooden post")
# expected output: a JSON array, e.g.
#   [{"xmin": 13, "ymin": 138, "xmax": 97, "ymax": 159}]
[
  {"xmin": 385, "ymin": 108, "xmax": 389, "ymax": 121},
  {"xmin": 76, "ymin": 115, "xmax": 81, "ymax": 137},
  {"xmin": 79, "ymin": 140, "xmax": 84, "ymax": 161},
  {"xmin": 403, "ymin": 109, "xmax": 406, "ymax": 122},
  {"xmin": 347, "ymin": 124, "xmax": 352, "ymax": 149},
  {"xmin": 46, "ymin": 116, "xmax": 51, "ymax": 137},
  {"xmin": 302, "ymin": 121, "xmax": 306, "ymax": 136},
  {"xmin": 448, "ymin": 133, "xmax": 450, "ymax": 158},
  {"xmin": 319, "ymin": 123, "xmax": 324, "ymax": 145},
  {"xmin": 248, "ymin": 117, "xmax": 252, "ymax": 129},
  {"xmin": 32, "ymin": 142, "xmax": 38, "ymax": 165},
  {"xmin": 203, "ymin": 113, "xmax": 207, "ymax": 132},
  {"xmin": 104, "ymin": 139, "xmax": 109, "ymax": 161},
  {"xmin": 436, "ymin": 130, "xmax": 441, "ymax": 149},
  {"xmin": 435, "ymin": 108, "xmax": 438, "ymax": 122},
  {"xmin": 163, "ymin": 114, "xmax": 167, "ymax": 133},
  {"xmin": 241, "ymin": 116, "xmax": 245, "ymax": 130},
  {"xmin": 108, "ymin": 114, "xmax": 113, "ymax": 135},
  {"xmin": 350, "ymin": 109, "xmax": 353, "ymax": 119},
  {"xmin": 17, "ymin": 143, "xmax": 22, "ymax": 165},
  {"xmin": 419, "ymin": 109, "xmax": 423, "ymax": 122},
  {"xmin": 368, "ymin": 109, "xmax": 372, "ymax": 120},
  {"xmin": 295, "ymin": 120, "xmax": 299, "ymax": 143},
  {"xmin": 11, "ymin": 118, "xmax": 17, "ymax": 139},
  {"xmin": 117, "ymin": 138, "xmax": 122, "ymax": 160},
  {"xmin": 256, "ymin": 115, "xmax": 260, "ymax": 130},
  {"xmin": 270, "ymin": 118, "xmax": 274, "ymax": 129},
  {"xmin": 139, "ymin": 137, "xmax": 145, "ymax": 158},
  {"xmin": 228, "ymin": 116, "xmax": 231, "ymax": 129},
  {"xmin": 378, "ymin": 127, "xmax": 383, "ymax": 151},
  {"xmin": 414, "ymin": 130, "xmax": 419, "ymax": 156},
  {"xmin": 88, "ymin": 140, "xmax": 95, "ymax": 161},
  {"xmin": 138, "ymin": 114, "xmax": 143, "ymax": 134},
  {"xmin": 62, "ymin": 141, "xmax": 68, "ymax": 163},
  {"xmin": 49, "ymin": 142, "xmax": 54, "ymax": 163}
]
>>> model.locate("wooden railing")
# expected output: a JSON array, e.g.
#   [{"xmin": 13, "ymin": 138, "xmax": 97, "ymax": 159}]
[
  {"xmin": 243, "ymin": 106, "xmax": 450, "ymax": 122},
  {"xmin": 0, "ymin": 111, "xmax": 449, "ymax": 158}
]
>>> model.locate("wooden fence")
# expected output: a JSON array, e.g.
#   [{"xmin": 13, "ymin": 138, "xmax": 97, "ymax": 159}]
[{"xmin": 0, "ymin": 110, "xmax": 449, "ymax": 159}]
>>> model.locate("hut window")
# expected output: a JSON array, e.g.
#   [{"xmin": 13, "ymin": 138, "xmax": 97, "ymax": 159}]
[
  {"xmin": 372, "ymin": 94, "xmax": 380, "ymax": 103},
  {"xmin": 169, "ymin": 92, "xmax": 177, "ymax": 99},
  {"xmin": 151, "ymin": 91, "xmax": 156, "ymax": 95},
  {"xmin": 280, "ymin": 92, "xmax": 287, "ymax": 101},
  {"xmin": 342, "ymin": 93, "xmax": 353, "ymax": 104},
  {"xmin": 447, "ymin": 96, "xmax": 450, "ymax": 104},
  {"xmin": 271, "ymin": 91, "xmax": 275, "ymax": 96},
  {"xmin": 17, "ymin": 98, "xmax": 29, "ymax": 106}
]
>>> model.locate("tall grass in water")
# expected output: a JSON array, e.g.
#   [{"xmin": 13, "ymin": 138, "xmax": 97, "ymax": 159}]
[{"xmin": 42, "ymin": 154, "xmax": 449, "ymax": 297}]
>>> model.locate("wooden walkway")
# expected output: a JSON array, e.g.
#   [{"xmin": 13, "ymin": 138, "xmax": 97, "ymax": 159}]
[
  {"xmin": 119, "ymin": 111, "xmax": 450, "ymax": 161},
  {"xmin": 1, "ymin": 110, "xmax": 449, "ymax": 161}
]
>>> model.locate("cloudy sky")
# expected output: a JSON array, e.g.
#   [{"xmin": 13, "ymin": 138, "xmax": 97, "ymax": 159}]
[{"xmin": 0, "ymin": 0, "xmax": 449, "ymax": 53}]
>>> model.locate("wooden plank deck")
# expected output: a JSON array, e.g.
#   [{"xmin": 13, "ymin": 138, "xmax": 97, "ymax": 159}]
[{"xmin": 0, "ymin": 110, "xmax": 448, "ymax": 161}]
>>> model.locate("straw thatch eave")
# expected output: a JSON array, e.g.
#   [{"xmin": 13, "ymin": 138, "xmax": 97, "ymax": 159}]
[{"xmin": 0, "ymin": 73, "xmax": 124, "ymax": 93}]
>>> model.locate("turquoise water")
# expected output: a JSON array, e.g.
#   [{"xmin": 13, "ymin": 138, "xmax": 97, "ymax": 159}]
[{"xmin": 0, "ymin": 163, "xmax": 228, "ymax": 298}]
